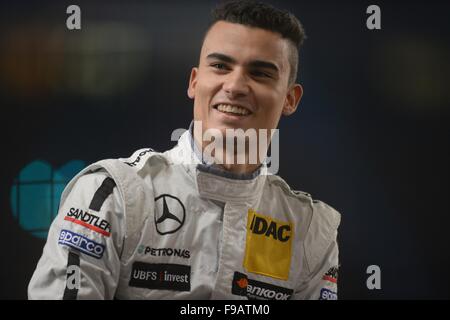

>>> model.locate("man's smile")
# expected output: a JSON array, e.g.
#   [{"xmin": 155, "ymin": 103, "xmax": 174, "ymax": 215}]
[{"xmin": 212, "ymin": 103, "xmax": 253, "ymax": 117}]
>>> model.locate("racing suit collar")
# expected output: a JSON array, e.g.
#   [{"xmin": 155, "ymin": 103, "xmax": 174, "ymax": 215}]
[
  {"xmin": 194, "ymin": 164, "xmax": 266, "ymax": 204},
  {"xmin": 187, "ymin": 121, "xmax": 263, "ymax": 179},
  {"xmin": 169, "ymin": 123, "xmax": 267, "ymax": 204}
]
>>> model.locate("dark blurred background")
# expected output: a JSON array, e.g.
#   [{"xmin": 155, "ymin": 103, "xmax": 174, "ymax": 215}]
[{"xmin": 1, "ymin": 0, "xmax": 449, "ymax": 299}]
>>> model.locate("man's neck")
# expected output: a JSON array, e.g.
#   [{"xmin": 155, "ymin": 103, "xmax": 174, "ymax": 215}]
[
  {"xmin": 216, "ymin": 162, "xmax": 261, "ymax": 175},
  {"xmin": 192, "ymin": 131, "xmax": 262, "ymax": 176}
]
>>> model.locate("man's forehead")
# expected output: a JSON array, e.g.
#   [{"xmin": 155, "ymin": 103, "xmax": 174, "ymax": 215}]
[{"xmin": 201, "ymin": 21, "xmax": 289, "ymax": 69}]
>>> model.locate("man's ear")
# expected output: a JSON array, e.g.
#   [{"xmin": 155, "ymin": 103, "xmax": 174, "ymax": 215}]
[
  {"xmin": 187, "ymin": 67, "xmax": 198, "ymax": 99},
  {"xmin": 282, "ymin": 84, "xmax": 303, "ymax": 116}
]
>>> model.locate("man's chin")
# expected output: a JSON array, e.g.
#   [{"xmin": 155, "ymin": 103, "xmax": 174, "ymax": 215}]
[
  {"xmin": 193, "ymin": 118, "xmax": 257, "ymax": 137},
  {"xmin": 209, "ymin": 120, "xmax": 252, "ymax": 132}
]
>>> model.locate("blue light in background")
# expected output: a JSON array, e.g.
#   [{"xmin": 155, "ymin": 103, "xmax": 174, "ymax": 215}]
[{"xmin": 10, "ymin": 160, "xmax": 85, "ymax": 239}]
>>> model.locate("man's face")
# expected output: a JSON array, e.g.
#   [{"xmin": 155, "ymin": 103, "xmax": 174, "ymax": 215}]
[{"xmin": 188, "ymin": 21, "xmax": 302, "ymax": 136}]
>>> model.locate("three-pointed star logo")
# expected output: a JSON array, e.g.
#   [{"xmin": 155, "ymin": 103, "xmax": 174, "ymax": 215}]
[{"xmin": 154, "ymin": 194, "xmax": 186, "ymax": 235}]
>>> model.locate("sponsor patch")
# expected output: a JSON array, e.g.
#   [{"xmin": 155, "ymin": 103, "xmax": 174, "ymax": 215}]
[
  {"xmin": 124, "ymin": 149, "xmax": 153, "ymax": 167},
  {"xmin": 232, "ymin": 272, "xmax": 293, "ymax": 300},
  {"xmin": 323, "ymin": 266, "xmax": 339, "ymax": 284},
  {"xmin": 137, "ymin": 245, "xmax": 190, "ymax": 259},
  {"xmin": 319, "ymin": 288, "xmax": 337, "ymax": 300},
  {"xmin": 154, "ymin": 194, "xmax": 186, "ymax": 235},
  {"xmin": 58, "ymin": 229, "xmax": 105, "ymax": 259},
  {"xmin": 243, "ymin": 209, "xmax": 293, "ymax": 280},
  {"xmin": 129, "ymin": 262, "xmax": 190, "ymax": 292},
  {"xmin": 64, "ymin": 207, "xmax": 111, "ymax": 237}
]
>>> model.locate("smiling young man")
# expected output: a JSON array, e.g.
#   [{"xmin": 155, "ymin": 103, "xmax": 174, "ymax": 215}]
[
  {"xmin": 28, "ymin": 0, "xmax": 341, "ymax": 300},
  {"xmin": 189, "ymin": 8, "xmax": 303, "ymax": 175}
]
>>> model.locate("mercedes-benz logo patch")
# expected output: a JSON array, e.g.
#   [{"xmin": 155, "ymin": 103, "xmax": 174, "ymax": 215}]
[{"xmin": 154, "ymin": 194, "xmax": 186, "ymax": 235}]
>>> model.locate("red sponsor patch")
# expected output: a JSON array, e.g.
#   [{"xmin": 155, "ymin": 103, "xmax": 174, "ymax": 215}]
[
  {"xmin": 322, "ymin": 266, "xmax": 339, "ymax": 284},
  {"xmin": 64, "ymin": 216, "xmax": 111, "ymax": 237},
  {"xmin": 323, "ymin": 275, "xmax": 337, "ymax": 283}
]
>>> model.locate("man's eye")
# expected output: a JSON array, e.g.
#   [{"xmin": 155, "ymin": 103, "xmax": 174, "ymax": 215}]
[
  {"xmin": 211, "ymin": 63, "xmax": 228, "ymax": 70},
  {"xmin": 252, "ymin": 70, "xmax": 271, "ymax": 78}
]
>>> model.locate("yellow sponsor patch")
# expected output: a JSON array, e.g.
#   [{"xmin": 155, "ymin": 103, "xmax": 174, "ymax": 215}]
[{"xmin": 243, "ymin": 209, "xmax": 293, "ymax": 280}]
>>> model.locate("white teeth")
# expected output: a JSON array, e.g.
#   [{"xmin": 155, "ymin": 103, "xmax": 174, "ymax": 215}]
[{"xmin": 216, "ymin": 104, "xmax": 250, "ymax": 115}]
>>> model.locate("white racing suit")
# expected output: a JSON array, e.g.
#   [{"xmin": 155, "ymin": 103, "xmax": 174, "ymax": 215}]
[{"xmin": 28, "ymin": 129, "xmax": 341, "ymax": 300}]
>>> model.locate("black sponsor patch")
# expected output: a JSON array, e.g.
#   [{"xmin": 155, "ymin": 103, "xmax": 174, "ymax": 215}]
[
  {"xmin": 129, "ymin": 262, "xmax": 190, "ymax": 292},
  {"xmin": 232, "ymin": 272, "xmax": 293, "ymax": 300}
]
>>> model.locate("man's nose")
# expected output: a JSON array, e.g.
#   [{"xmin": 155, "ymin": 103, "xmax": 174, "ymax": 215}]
[{"xmin": 222, "ymin": 69, "xmax": 250, "ymax": 98}]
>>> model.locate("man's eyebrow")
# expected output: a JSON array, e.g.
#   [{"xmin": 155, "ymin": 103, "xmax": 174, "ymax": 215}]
[
  {"xmin": 206, "ymin": 53, "xmax": 236, "ymax": 64},
  {"xmin": 206, "ymin": 52, "xmax": 280, "ymax": 73}
]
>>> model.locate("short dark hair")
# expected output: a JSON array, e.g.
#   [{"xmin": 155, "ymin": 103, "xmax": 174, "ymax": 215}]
[{"xmin": 207, "ymin": 0, "xmax": 306, "ymax": 85}]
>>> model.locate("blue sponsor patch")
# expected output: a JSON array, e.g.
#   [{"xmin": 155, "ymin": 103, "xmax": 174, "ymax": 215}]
[
  {"xmin": 58, "ymin": 229, "xmax": 105, "ymax": 259},
  {"xmin": 319, "ymin": 288, "xmax": 337, "ymax": 300}
]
